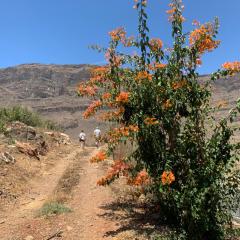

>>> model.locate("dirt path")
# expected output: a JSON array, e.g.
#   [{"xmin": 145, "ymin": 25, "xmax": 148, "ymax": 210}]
[
  {"xmin": 2, "ymin": 145, "xmax": 82, "ymax": 220},
  {"xmin": 0, "ymin": 145, "xmax": 120, "ymax": 240}
]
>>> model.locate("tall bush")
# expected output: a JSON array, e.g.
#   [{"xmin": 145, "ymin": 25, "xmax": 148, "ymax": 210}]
[{"xmin": 79, "ymin": 0, "xmax": 240, "ymax": 239}]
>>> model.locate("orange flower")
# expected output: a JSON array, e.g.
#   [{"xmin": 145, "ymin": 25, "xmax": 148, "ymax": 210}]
[
  {"xmin": 107, "ymin": 125, "xmax": 139, "ymax": 144},
  {"xmin": 171, "ymin": 80, "xmax": 187, "ymax": 90},
  {"xmin": 83, "ymin": 100, "xmax": 102, "ymax": 119},
  {"xmin": 90, "ymin": 151, "xmax": 107, "ymax": 163},
  {"xmin": 102, "ymin": 92, "xmax": 111, "ymax": 100},
  {"xmin": 222, "ymin": 61, "xmax": 240, "ymax": 73},
  {"xmin": 166, "ymin": 8, "xmax": 176, "ymax": 15},
  {"xmin": 124, "ymin": 36, "xmax": 135, "ymax": 47},
  {"xmin": 128, "ymin": 170, "xmax": 150, "ymax": 186},
  {"xmin": 161, "ymin": 171, "xmax": 175, "ymax": 185},
  {"xmin": 189, "ymin": 24, "xmax": 220, "ymax": 54},
  {"xmin": 99, "ymin": 107, "xmax": 125, "ymax": 121},
  {"xmin": 149, "ymin": 38, "xmax": 163, "ymax": 52},
  {"xmin": 135, "ymin": 71, "xmax": 152, "ymax": 82},
  {"xmin": 155, "ymin": 63, "xmax": 167, "ymax": 69},
  {"xmin": 109, "ymin": 27, "xmax": 126, "ymax": 42},
  {"xmin": 90, "ymin": 66, "xmax": 109, "ymax": 84},
  {"xmin": 144, "ymin": 117, "xmax": 159, "ymax": 125},
  {"xmin": 128, "ymin": 124, "xmax": 139, "ymax": 132},
  {"xmin": 97, "ymin": 160, "xmax": 130, "ymax": 186},
  {"xmin": 196, "ymin": 58, "xmax": 202, "ymax": 66},
  {"xmin": 116, "ymin": 92, "xmax": 129, "ymax": 104},
  {"xmin": 163, "ymin": 99, "xmax": 172, "ymax": 110},
  {"xmin": 179, "ymin": 16, "xmax": 186, "ymax": 23},
  {"xmin": 78, "ymin": 84, "xmax": 98, "ymax": 96},
  {"xmin": 166, "ymin": 2, "xmax": 185, "ymax": 22}
]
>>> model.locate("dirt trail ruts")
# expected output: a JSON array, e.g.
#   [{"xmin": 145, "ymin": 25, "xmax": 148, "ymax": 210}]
[
  {"xmin": 0, "ymin": 145, "xmax": 89, "ymax": 238},
  {"xmin": 0, "ymin": 145, "xmax": 119, "ymax": 240}
]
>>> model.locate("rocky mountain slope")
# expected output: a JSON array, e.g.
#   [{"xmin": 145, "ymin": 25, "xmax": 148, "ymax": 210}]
[
  {"xmin": 0, "ymin": 64, "xmax": 104, "ymax": 142},
  {"xmin": 0, "ymin": 63, "xmax": 239, "ymax": 140}
]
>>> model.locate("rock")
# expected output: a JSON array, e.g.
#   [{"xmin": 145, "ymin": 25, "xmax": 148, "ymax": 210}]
[
  {"xmin": 0, "ymin": 152, "xmax": 15, "ymax": 164},
  {"xmin": 44, "ymin": 131, "xmax": 71, "ymax": 145},
  {"xmin": 37, "ymin": 140, "xmax": 49, "ymax": 156},
  {"xmin": 16, "ymin": 141, "xmax": 40, "ymax": 160},
  {"xmin": 0, "ymin": 219, "xmax": 5, "ymax": 224},
  {"xmin": 25, "ymin": 236, "xmax": 34, "ymax": 240},
  {"xmin": 5, "ymin": 121, "xmax": 37, "ymax": 141}
]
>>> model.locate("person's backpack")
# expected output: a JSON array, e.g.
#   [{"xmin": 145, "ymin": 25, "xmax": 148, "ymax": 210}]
[{"xmin": 79, "ymin": 133, "xmax": 85, "ymax": 140}]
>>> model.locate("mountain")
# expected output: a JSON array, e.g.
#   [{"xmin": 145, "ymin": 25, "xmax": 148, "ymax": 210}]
[
  {"xmin": 0, "ymin": 63, "xmax": 102, "ymax": 142},
  {"xmin": 0, "ymin": 63, "xmax": 239, "ymax": 141}
]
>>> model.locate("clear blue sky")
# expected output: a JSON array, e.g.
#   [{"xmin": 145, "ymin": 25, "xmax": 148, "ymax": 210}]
[{"xmin": 0, "ymin": 0, "xmax": 239, "ymax": 74}]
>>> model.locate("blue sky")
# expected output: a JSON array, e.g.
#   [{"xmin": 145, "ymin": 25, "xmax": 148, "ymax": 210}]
[{"xmin": 0, "ymin": 0, "xmax": 239, "ymax": 74}]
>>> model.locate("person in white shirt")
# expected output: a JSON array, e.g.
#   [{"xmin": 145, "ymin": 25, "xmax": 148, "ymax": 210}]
[
  {"xmin": 79, "ymin": 130, "xmax": 86, "ymax": 149},
  {"xmin": 94, "ymin": 127, "xmax": 101, "ymax": 148}
]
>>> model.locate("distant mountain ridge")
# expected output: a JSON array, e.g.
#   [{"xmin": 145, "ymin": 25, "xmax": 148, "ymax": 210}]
[{"xmin": 0, "ymin": 63, "xmax": 93, "ymax": 99}]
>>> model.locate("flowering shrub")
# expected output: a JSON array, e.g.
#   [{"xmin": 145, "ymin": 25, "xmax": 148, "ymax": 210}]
[{"xmin": 79, "ymin": 0, "xmax": 240, "ymax": 239}]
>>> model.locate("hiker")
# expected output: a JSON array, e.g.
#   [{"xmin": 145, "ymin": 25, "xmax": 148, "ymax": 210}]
[
  {"xmin": 93, "ymin": 126, "xmax": 101, "ymax": 148},
  {"xmin": 79, "ymin": 130, "xmax": 86, "ymax": 149}
]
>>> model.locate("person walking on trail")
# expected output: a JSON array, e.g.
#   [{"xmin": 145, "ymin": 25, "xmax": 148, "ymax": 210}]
[
  {"xmin": 94, "ymin": 127, "xmax": 101, "ymax": 148},
  {"xmin": 79, "ymin": 130, "xmax": 86, "ymax": 149}
]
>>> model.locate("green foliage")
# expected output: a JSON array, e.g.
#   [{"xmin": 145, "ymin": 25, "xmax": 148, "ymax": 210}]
[
  {"xmin": 37, "ymin": 202, "xmax": 72, "ymax": 217},
  {"xmin": 0, "ymin": 106, "xmax": 60, "ymax": 132}
]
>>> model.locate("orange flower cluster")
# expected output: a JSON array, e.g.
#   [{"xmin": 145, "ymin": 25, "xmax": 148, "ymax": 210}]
[
  {"xmin": 124, "ymin": 36, "xmax": 135, "ymax": 47},
  {"xmin": 116, "ymin": 92, "xmax": 129, "ymax": 104},
  {"xmin": 166, "ymin": 3, "xmax": 185, "ymax": 22},
  {"xmin": 222, "ymin": 61, "xmax": 240, "ymax": 73},
  {"xmin": 83, "ymin": 100, "xmax": 102, "ymax": 119},
  {"xmin": 163, "ymin": 99, "xmax": 173, "ymax": 110},
  {"xmin": 90, "ymin": 66, "xmax": 109, "ymax": 84},
  {"xmin": 161, "ymin": 171, "xmax": 175, "ymax": 185},
  {"xmin": 99, "ymin": 107, "xmax": 125, "ymax": 121},
  {"xmin": 172, "ymin": 80, "xmax": 187, "ymax": 90},
  {"xmin": 128, "ymin": 125, "xmax": 140, "ymax": 132},
  {"xmin": 147, "ymin": 63, "xmax": 167, "ymax": 71},
  {"xmin": 144, "ymin": 117, "xmax": 159, "ymax": 125},
  {"xmin": 135, "ymin": 71, "xmax": 152, "ymax": 82},
  {"xmin": 107, "ymin": 125, "xmax": 139, "ymax": 144},
  {"xmin": 109, "ymin": 27, "xmax": 126, "ymax": 42},
  {"xmin": 78, "ymin": 84, "xmax": 98, "ymax": 96},
  {"xmin": 149, "ymin": 38, "xmax": 163, "ymax": 52},
  {"xmin": 97, "ymin": 160, "xmax": 130, "ymax": 186},
  {"xmin": 189, "ymin": 25, "xmax": 220, "ymax": 54},
  {"xmin": 131, "ymin": 170, "xmax": 150, "ymax": 186},
  {"xmin": 101, "ymin": 92, "xmax": 112, "ymax": 100},
  {"xmin": 90, "ymin": 151, "xmax": 107, "ymax": 163},
  {"xmin": 155, "ymin": 63, "xmax": 167, "ymax": 69}
]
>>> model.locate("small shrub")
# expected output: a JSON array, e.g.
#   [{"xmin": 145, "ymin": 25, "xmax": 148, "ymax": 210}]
[
  {"xmin": 0, "ymin": 106, "xmax": 60, "ymax": 132},
  {"xmin": 38, "ymin": 202, "xmax": 72, "ymax": 217}
]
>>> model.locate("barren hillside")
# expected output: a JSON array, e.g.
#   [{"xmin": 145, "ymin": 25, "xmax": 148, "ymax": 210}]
[{"xmin": 0, "ymin": 64, "xmax": 106, "ymax": 143}]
